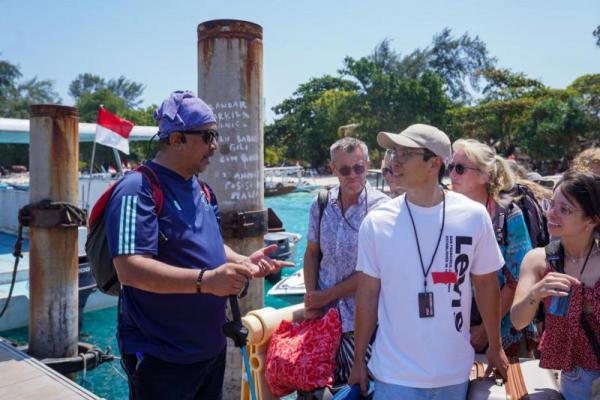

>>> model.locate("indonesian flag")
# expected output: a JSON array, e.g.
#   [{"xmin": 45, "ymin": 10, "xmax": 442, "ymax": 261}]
[{"xmin": 95, "ymin": 107, "xmax": 134, "ymax": 155}]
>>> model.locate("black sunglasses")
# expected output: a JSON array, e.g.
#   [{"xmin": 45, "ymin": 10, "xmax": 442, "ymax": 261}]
[
  {"xmin": 448, "ymin": 163, "xmax": 479, "ymax": 175},
  {"xmin": 337, "ymin": 164, "xmax": 366, "ymax": 177},
  {"xmin": 184, "ymin": 129, "xmax": 219, "ymax": 144}
]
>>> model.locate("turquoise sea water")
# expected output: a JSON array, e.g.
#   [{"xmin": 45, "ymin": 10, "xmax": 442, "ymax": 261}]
[{"xmin": 0, "ymin": 191, "xmax": 315, "ymax": 399}]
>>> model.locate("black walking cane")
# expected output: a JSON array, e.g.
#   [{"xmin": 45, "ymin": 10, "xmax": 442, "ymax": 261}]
[{"xmin": 222, "ymin": 279, "xmax": 257, "ymax": 400}]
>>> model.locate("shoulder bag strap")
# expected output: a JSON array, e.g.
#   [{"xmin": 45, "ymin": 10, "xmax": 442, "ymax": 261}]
[{"xmin": 505, "ymin": 358, "xmax": 528, "ymax": 400}]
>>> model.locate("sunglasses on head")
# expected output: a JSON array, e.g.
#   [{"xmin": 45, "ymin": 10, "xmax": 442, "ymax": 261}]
[
  {"xmin": 184, "ymin": 129, "xmax": 219, "ymax": 144},
  {"xmin": 448, "ymin": 163, "xmax": 479, "ymax": 175},
  {"xmin": 337, "ymin": 164, "xmax": 366, "ymax": 177}
]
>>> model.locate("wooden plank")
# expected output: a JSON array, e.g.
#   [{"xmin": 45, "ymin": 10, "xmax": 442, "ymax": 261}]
[{"xmin": 0, "ymin": 340, "xmax": 99, "ymax": 399}]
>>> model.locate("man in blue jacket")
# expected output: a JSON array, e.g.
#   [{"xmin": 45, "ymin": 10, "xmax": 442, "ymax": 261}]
[{"xmin": 105, "ymin": 90, "xmax": 290, "ymax": 399}]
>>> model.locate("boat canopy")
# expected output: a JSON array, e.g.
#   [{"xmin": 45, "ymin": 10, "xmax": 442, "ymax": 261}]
[{"xmin": 0, "ymin": 117, "xmax": 158, "ymax": 144}]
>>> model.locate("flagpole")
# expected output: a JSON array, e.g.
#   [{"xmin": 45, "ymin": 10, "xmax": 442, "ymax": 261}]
[
  {"xmin": 86, "ymin": 139, "xmax": 97, "ymax": 211},
  {"xmin": 112, "ymin": 148, "xmax": 123, "ymax": 176}
]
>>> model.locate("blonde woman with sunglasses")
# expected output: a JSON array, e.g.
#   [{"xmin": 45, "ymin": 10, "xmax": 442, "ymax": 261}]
[
  {"xmin": 449, "ymin": 139, "xmax": 539, "ymax": 357},
  {"xmin": 511, "ymin": 171, "xmax": 600, "ymax": 400}
]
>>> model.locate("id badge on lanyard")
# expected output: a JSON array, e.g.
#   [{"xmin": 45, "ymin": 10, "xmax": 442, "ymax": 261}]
[
  {"xmin": 405, "ymin": 190, "xmax": 446, "ymax": 319},
  {"xmin": 418, "ymin": 291, "xmax": 435, "ymax": 318}
]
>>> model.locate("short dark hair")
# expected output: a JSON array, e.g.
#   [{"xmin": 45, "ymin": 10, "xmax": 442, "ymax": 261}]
[
  {"xmin": 422, "ymin": 149, "xmax": 445, "ymax": 183},
  {"xmin": 557, "ymin": 170, "xmax": 600, "ymax": 233}
]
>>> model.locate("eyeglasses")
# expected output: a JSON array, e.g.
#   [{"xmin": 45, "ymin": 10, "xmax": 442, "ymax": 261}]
[
  {"xmin": 387, "ymin": 148, "xmax": 426, "ymax": 162},
  {"xmin": 184, "ymin": 129, "xmax": 219, "ymax": 144},
  {"xmin": 541, "ymin": 198, "xmax": 582, "ymax": 217},
  {"xmin": 337, "ymin": 164, "xmax": 366, "ymax": 177},
  {"xmin": 448, "ymin": 163, "xmax": 479, "ymax": 175},
  {"xmin": 382, "ymin": 167, "xmax": 392, "ymax": 176}
]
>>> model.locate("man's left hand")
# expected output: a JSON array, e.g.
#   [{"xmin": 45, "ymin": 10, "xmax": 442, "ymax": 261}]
[
  {"xmin": 485, "ymin": 345, "xmax": 509, "ymax": 381},
  {"xmin": 245, "ymin": 245, "xmax": 294, "ymax": 278},
  {"xmin": 304, "ymin": 289, "xmax": 332, "ymax": 310}
]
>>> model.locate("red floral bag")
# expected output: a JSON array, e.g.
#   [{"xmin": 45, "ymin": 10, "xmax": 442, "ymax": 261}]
[{"xmin": 265, "ymin": 308, "xmax": 342, "ymax": 397}]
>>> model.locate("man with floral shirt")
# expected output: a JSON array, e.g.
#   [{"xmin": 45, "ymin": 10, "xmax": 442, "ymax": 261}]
[{"xmin": 303, "ymin": 137, "xmax": 388, "ymax": 383}]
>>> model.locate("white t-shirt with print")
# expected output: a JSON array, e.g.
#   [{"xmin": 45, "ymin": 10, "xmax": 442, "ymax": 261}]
[{"xmin": 357, "ymin": 190, "xmax": 504, "ymax": 388}]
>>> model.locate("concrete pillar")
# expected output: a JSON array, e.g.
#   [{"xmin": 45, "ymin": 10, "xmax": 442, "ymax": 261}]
[
  {"xmin": 198, "ymin": 19, "xmax": 264, "ymax": 399},
  {"xmin": 27, "ymin": 105, "xmax": 79, "ymax": 360}
]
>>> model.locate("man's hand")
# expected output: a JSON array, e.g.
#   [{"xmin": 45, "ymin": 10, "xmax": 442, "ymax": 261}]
[
  {"xmin": 485, "ymin": 345, "xmax": 509, "ymax": 381},
  {"xmin": 246, "ymin": 245, "xmax": 294, "ymax": 278},
  {"xmin": 347, "ymin": 361, "xmax": 369, "ymax": 395},
  {"xmin": 470, "ymin": 324, "xmax": 489, "ymax": 353},
  {"xmin": 202, "ymin": 262, "xmax": 253, "ymax": 296},
  {"xmin": 304, "ymin": 289, "xmax": 332, "ymax": 310}
]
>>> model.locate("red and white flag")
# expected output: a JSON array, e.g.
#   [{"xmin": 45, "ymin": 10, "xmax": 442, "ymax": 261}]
[{"xmin": 95, "ymin": 107, "xmax": 134, "ymax": 155}]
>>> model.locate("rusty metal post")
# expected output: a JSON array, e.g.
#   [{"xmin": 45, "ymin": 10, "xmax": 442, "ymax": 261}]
[
  {"xmin": 28, "ymin": 105, "xmax": 79, "ymax": 361},
  {"xmin": 198, "ymin": 19, "xmax": 264, "ymax": 399}
]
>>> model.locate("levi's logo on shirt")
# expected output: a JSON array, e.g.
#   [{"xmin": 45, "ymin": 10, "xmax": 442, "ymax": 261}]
[{"xmin": 438, "ymin": 235, "xmax": 474, "ymax": 333}]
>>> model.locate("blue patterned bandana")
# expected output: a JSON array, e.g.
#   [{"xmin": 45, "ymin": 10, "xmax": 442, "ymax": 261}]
[{"xmin": 154, "ymin": 90, "xmax": 216, "ymax": 139}]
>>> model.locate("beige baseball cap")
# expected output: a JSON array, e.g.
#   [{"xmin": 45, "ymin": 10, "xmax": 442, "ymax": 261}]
[{"xmin": 377, "ymin": 123, "xmax": 452, "ymax": 165}]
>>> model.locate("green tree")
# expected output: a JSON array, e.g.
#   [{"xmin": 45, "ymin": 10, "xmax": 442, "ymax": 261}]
[
  {"xmin": 267, "ymin": 75, "xmax": 359, "ymax": 166},
  {"xmin": 428, "ymin": 28, "xmax": 496, "ymax": 103},
  {"xmin": 77, "ymin": 89, "xmax": 128, "ymax": 122},
  {"xmin": 481, "ymin": 68, "xmax": 547, "ymax": 101},
  {"xmin": 68, "ymin": 73, "xmax": 106, "ymax": 100},
  {"xmin": 341, "ymin": 41, "xmax": 451, "ymax": 147},
  {"xmin": 448, "ymin": 97, "xmax": 536, "ymax": 152},
  {"xmin": 341, "ymin": 32, "xmax": 496, "ymax": 103},
  {"xmin": 264, "ymin": 145, "xmax": 287, "ymax": 166},
  {"xmin": 69, "ymin": 73, "xmax": 144, "ymax": 108},
  {"xmin": 517, "ymin": 96, "xmax": 587, "ymax": 161},
  {"xmin": 568, "ymin": 74, "xmax": 600, "ymax": 141},
  {"xmin": 0, "ymin": 58, "xmax": 61, "ymax": 118}
]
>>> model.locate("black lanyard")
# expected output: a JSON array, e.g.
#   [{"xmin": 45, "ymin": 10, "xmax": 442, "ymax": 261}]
[
  {"xmin": 338, "ymin": 186, "xmax": 368, "ymax": 232},
  {"xmin": 568, "ymin": 241, "xmax": 595, "ymax": 278},
  {"xmin": 405, "ymin": 188, "xmax": 446, "ymax": 292}
]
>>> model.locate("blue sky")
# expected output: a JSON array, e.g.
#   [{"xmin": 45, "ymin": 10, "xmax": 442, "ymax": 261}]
[{"xmin": 1, "ymin": 0, "xmax": 599, "ymax": 122}]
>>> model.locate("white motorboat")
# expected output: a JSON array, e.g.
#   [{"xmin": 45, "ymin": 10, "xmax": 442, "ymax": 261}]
[{"xmin": 267, "ymin": 268, "xmax": 306, "ymax": 297}]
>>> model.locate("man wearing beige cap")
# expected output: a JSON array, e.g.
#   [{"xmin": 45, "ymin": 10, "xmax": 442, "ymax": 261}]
[{"xmin": 349, "ymin": 124, "xmax": 509, "ymax": 399}]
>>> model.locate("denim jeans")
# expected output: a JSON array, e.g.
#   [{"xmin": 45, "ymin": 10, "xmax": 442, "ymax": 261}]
[
  {"xmin": 560, "ymin": 366, "xmax": 600, "ymax": 400},
  {"xmin": 373, "ymin": 380, "xmax": 469, "ymax": 400}
]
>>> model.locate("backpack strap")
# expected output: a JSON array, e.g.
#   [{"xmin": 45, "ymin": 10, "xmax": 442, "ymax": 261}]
[
  {"xmin": 545, "ymin": 240, "xmax": 564, "ymax": 273},
  {"xmin": 505, "ymin": 358, "xmax": 528, "ymax": 400},
  {"xmin": 197, "ymin": 179, "xmax": 221, "ymax": 227},
  {"xmin": 135, "ymin": 164, "xmax": 164, "ymax": 216},
  {"xmin": 316, "ymin": 189, "xmax": 329, "ymax": 264},
  {"xmin": 198, "ymin": 180, "xmax": 213, "ymax": 205},
  {"xmin": 493, "ymin": 200, "xmax": 510, "ymax": 247},
  {"xmin": 87, "ymin": 164, "xmax": 163, "ymax": 227}
]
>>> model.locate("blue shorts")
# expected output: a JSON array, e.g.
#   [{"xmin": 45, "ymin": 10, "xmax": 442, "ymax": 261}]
[
  {"xmin": 121, "ymin": 347, "xmax": 226, "ymax": 400},
  {"xmin": 373, "ymin": 380, "xmax": 469, "ymax": 400},
  {"xmin": 560, "ymin": 366, "xmax": 600, "ymax": 400}
]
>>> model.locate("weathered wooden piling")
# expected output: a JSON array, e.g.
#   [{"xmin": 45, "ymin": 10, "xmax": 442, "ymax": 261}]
[
  {"xmin": 197, "ymin": 19, "xmax": 265, "ymax": 399},
  {"xmin": 27, "ymin": 105, "xmax": 79, "ymax": 361}
]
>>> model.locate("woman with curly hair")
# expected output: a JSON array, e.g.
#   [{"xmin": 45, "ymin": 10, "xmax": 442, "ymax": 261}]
[{"xmin": 450, "ymin": 138, "xmax": 539, "ymax": 356}]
